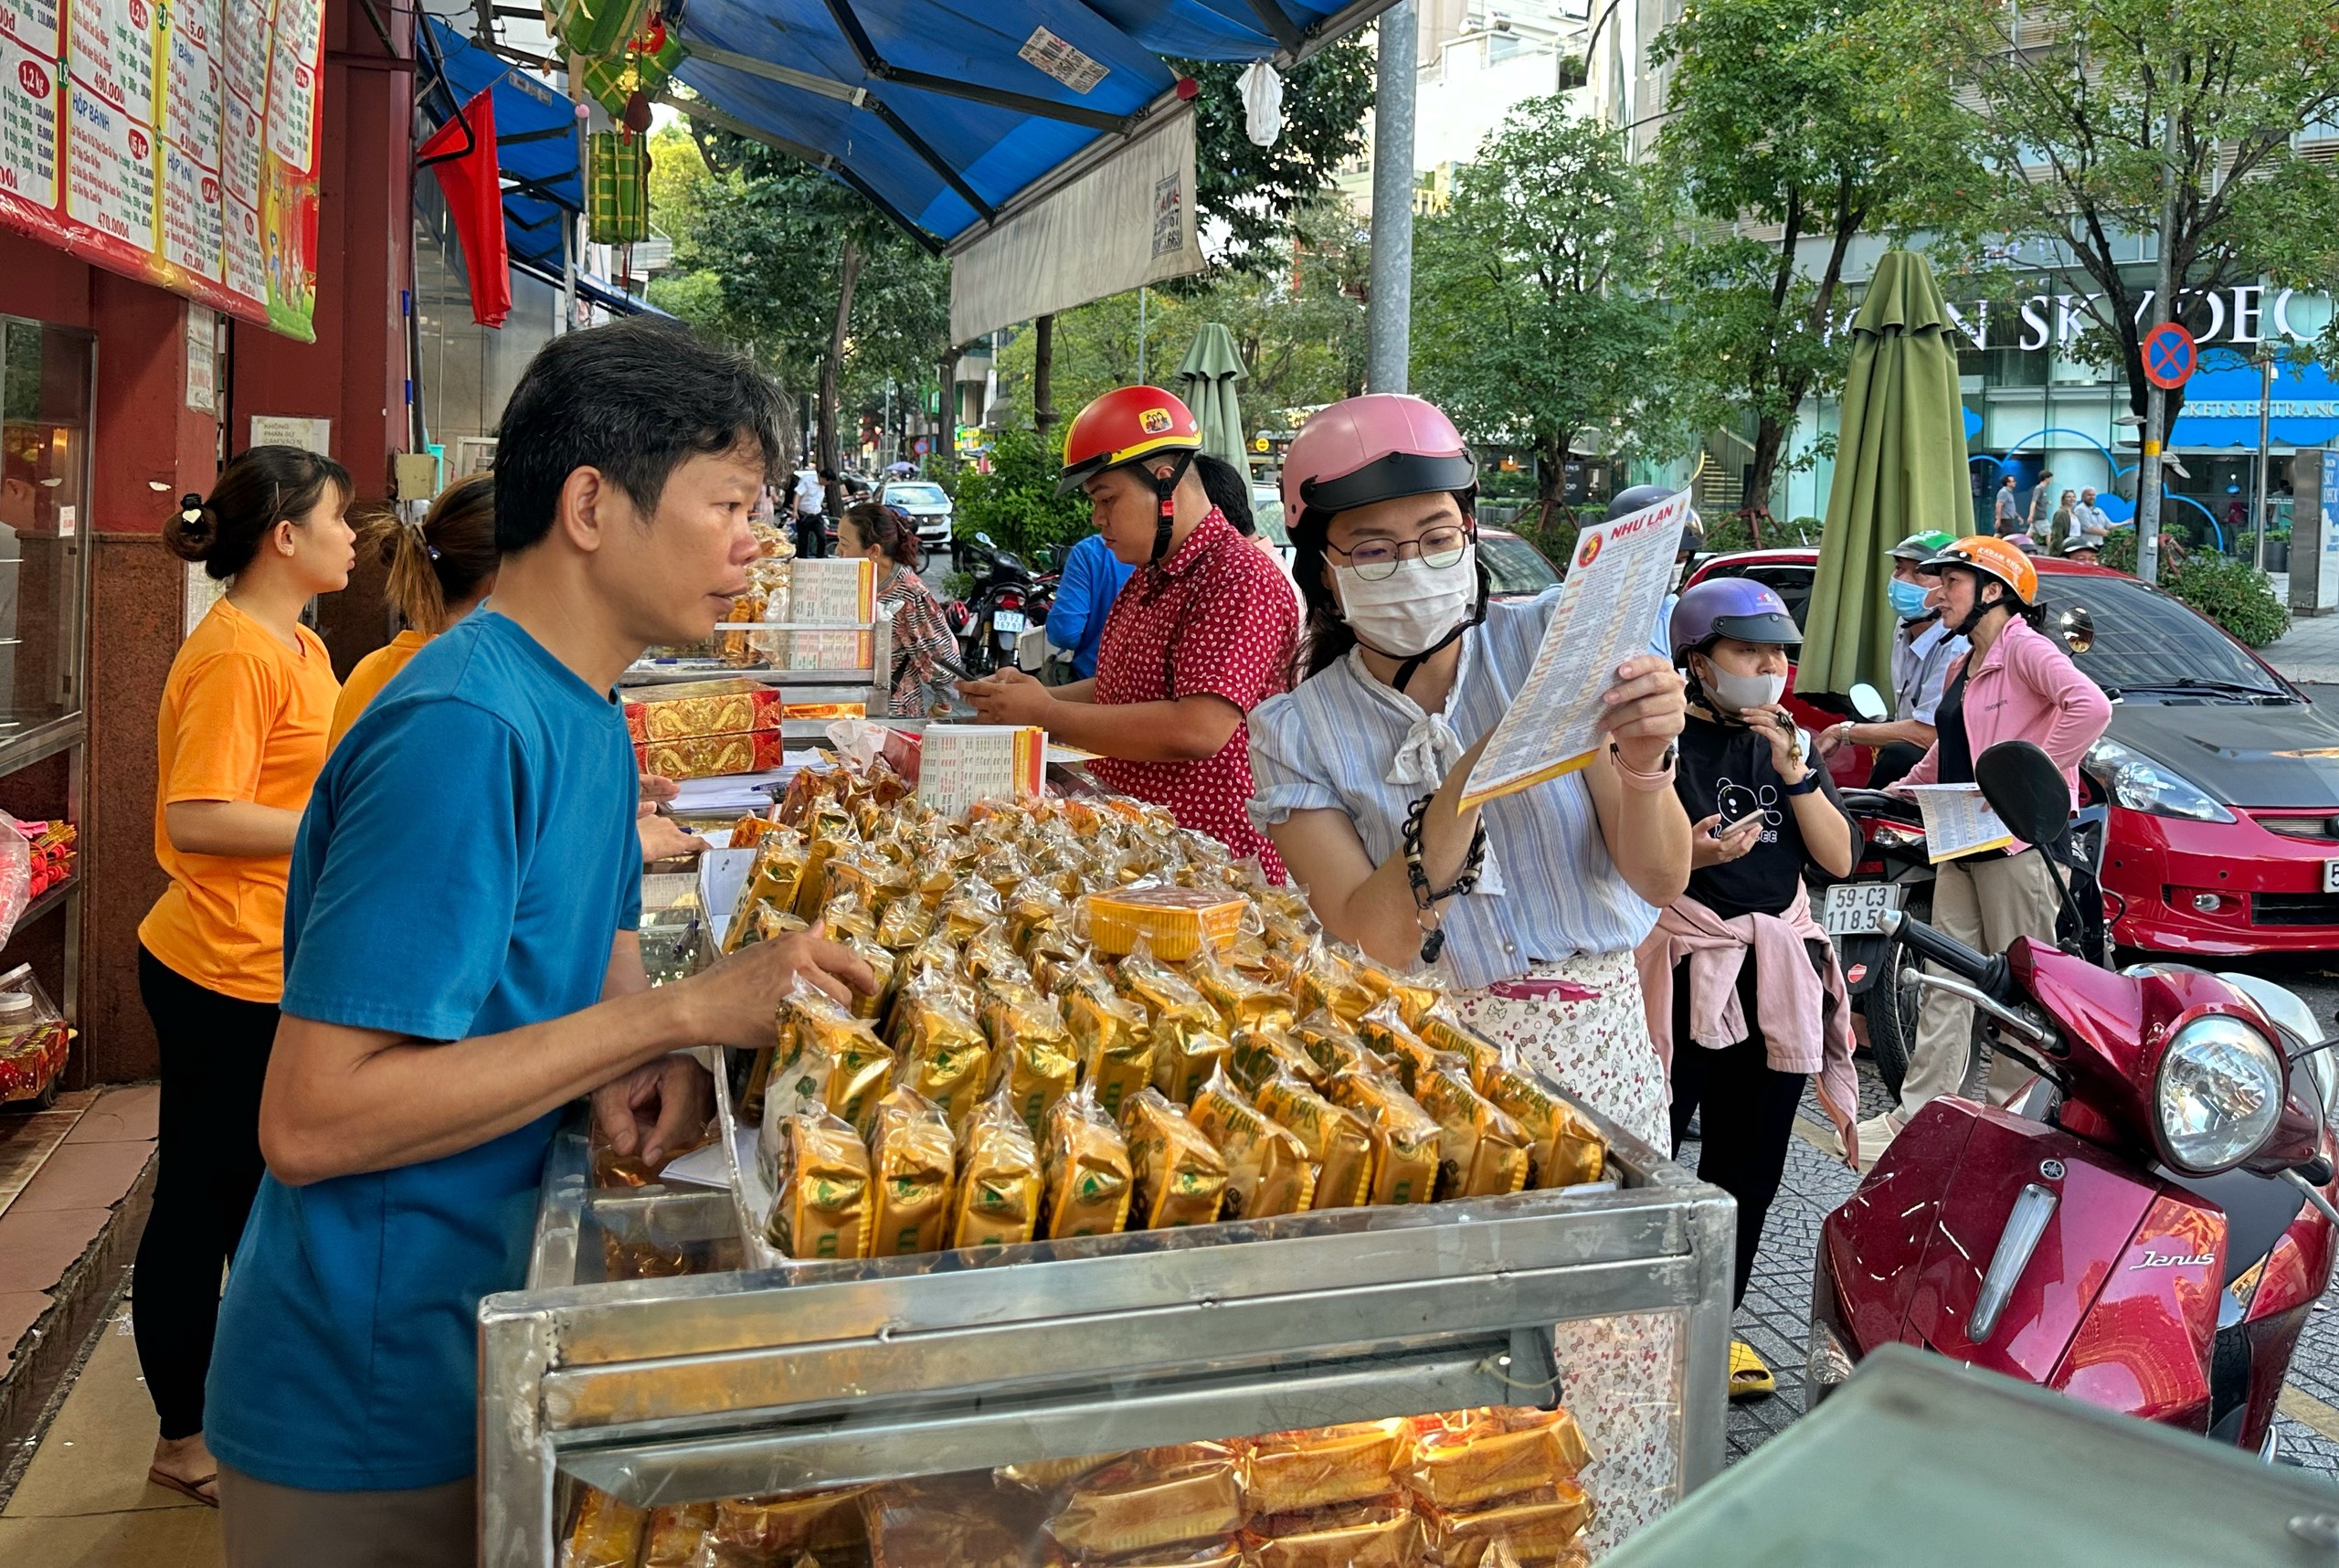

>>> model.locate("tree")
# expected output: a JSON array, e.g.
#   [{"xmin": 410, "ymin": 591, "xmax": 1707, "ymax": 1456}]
[
  {"xmin": 1174, "ymin": 40, "xmax": 1377, "ymax": 278},
  {"xmin": 645, "ymin": 127, "xmax": 950, "ymax": 469},
  {"xmin": 1652, "ymin": 0, "xmax": 1974, "ymax": 524},
  {"xmin": 1411, "ymin": 101, "xmax": 1678, "ymax": 510},
  {"xmin": 1908, "ymin": 0, "xmax": 2339, "ymax": 429}
]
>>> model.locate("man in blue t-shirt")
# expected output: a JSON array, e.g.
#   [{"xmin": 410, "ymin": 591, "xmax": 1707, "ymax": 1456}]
[
  {"xmin": 207, "ymin": 321, "xmax": 873, "ymax": 1562},
  {"xmin": 1043, "ymin": 529, "xmax": 1136, "ymax": 679}
]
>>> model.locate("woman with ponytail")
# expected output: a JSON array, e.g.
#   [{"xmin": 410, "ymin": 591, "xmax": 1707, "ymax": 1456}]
[
  {"xmin": 328, "ymin": 473, "xmax": 498, "ymax": 744},
  {"xmin": 137, "ymin": 444, "xmax": 355, "ymax": 1506}
]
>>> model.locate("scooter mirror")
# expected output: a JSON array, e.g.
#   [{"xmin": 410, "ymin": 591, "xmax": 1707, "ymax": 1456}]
[
  {"xmin": 976, "ymin": 531, "xmax": 996, "ymax": 547},
  {"xmin": 2059, "ymin": 603, "xmax": 2095, "ymax": 654},
  {"xmin": 1848, "ymin": 682, "xmax": 1889, "ymax": 723},
  {"xmin": 1974, "ymin": 740, "xmax": 2072, "ymax": 849}
]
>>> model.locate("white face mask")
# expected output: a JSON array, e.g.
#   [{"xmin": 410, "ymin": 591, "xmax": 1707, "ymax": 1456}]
[
  {"xmin": 1332, "ymin": 545, "xmax": 1479, "ymax": 660},
  {"xmin": 1699, "ymin": 660, "xmax": 1786, "ymax": 713}
]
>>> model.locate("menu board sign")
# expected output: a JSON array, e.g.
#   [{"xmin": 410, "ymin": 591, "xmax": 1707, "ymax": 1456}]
[{"xmin": 0, "ymin": 0, "xmax": 324, "ymax": 341}]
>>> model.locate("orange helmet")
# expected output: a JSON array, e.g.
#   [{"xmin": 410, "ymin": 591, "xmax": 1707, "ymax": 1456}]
[
  {"xmin": 1923, "ymin": 533, "xmax": 2037, "ymax": 605},
  {"xmin": 1057, "ymin": 386, "xmax": 1203, "ymax": 494}
]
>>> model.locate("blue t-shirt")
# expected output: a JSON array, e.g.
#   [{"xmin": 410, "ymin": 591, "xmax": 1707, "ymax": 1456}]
[
  {"xmin": 206, "ymin": 610, "xmax": 640, "ymax": 1491},
  {"xmin": 1044, "ymin": 533, "xmax": 1136, "ymax": 680}
]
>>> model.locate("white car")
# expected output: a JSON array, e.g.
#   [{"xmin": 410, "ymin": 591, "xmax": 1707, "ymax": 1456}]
[{"xmin": 877, "ymin": 481, "xmax": 954, "ymax": 545}]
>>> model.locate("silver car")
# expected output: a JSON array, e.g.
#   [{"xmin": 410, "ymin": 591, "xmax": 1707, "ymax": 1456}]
[{"xmin": 877, "ymin": 481, "xmax": 954, "ymax": 545}]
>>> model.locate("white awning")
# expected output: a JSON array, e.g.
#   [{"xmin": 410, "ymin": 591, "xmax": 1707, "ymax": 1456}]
[{"xmin": 947, "ymin": 106, "xmax": 1204, "ymax": 344}]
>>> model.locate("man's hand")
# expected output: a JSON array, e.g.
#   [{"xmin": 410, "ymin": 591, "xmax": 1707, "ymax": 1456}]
[
  {"xmin": 591, "ymin": 1053, "xmax": 713, "ymax": 1171},
  {"xmin": 956, "ymin": 667, "xmax": 1055, "ymax": 726},
  {"xmin": 636, "ymin": 803, "xmax": 711, "ymax": 865},
  {"xmin": 681, "ymin": 924, "xmax": 877, "ymax": 1048},
  {"xmin": 639, "ymin": 771, "xmax": 680, "ymax": 805},
  {"xmin": 1817, "ymin": 721, "xmax": 1855, "ymax": 758},
  {"xmin": 1595, "ymin": 655, "xmax": 1688, "ymax": 770},
  {"xmin": 1689, "ymin": 812, "xmax": 1762, "ymax": 869}
]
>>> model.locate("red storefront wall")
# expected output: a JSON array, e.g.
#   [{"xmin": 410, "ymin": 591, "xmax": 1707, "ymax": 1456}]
[{"xmin": 3, "ymin": 0, "xmax": 412, "ymax": 1083}]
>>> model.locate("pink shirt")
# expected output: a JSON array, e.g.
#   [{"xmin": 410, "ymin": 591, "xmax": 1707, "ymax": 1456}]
[{"xmin": 1901, "ymin": 615, "xmax": 2112, "ymax": 847}]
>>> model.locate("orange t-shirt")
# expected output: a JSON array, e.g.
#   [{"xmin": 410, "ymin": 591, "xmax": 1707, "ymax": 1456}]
[
  {"xmin": 138, "ymin": 599, "xmax": 341, "ymax": 1002},
  {"xmin": 328, "ymin": 629, "xmax": 429, "ymax": 747}
]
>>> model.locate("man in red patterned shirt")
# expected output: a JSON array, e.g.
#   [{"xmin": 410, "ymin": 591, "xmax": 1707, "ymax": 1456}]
[{"xmin": 959, "ymin": 387, "xmax": 1298, "ymax": 875}]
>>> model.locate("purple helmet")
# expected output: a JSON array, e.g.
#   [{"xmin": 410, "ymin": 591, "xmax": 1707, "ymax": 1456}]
[{"xmin": 1669, "ymin": 577, "xmax": 1802, "ymax": 661}]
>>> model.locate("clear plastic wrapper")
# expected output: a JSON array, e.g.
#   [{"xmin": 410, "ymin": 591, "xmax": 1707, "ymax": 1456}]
[
  {"xmin": 559, "ymin": 1485, "xmax": 646, "ymax": 1568},
  {"xmin": 1042, "ymin": 1084, "xmax": 1136, "ymax": 1240},
  {"xmin": 1242, "ymin": 1499, "xmax": 1424, "ymax": 1566},
  {"xmin": 767, "ymin": 984, "xmax": 895, "ymax": 1140},
  {"xmin": 950, "ymin": 1087, "xmax": 1043, "ymax": 1248},
  {"xmin": 707, "ymin": 1485, "xmax": 872, "ymax": 1563},
  {"xmin": 1291, "ymin": 940, "xmax": 1379, "ymax": 1023},
  {"xmin": 1413, "ymin": 1064, "xmax": 1532, "ymax": 1202},
  {"xmin": 1043, "ymin": 1447, "xmax": 1247, "ymax": 1559},
  {"xmin": 1121, "ymin": 1087, "xmax": 1231, "ymax": 1228},
  {"xmin": 1148, "ymin": 1016, "xmax": 1233, "ymax": 1107},
  {"xmin": 890, "ymin": 973, "xmax": 992, "ymax": 1130},
  {"xmin": 1189, "ymin": 946, "xmax": 1295, "ymax": 1034},
  {"xmin": 1485, "ymin": 1067, "xmax": 1608, "ymax": 1190},
  {"xmin": 1355, "ymin": 960, "xmax": 1444, "ymax": 1031},
  {"xmin": 1289, "ymin": 1009, "xmax": 1386, "ymax": 1083},
  {"xmin": 1060, "ymin": 959, "xmax": 1156, "ymax": 1123},
  {"xmin": 1188, "ymin": 1066, "xmax": 1316, "ymax": 1220},
  {"xmin": 1327, "ymin": 1071, "xmax": 1442, "ymax": 1207},
  {"xmin": 1421, "ymin": 1483, "xmax": 1593, "ymax": 1567},
  {"xmin": 865, "ymin": 1086, "xmax": 957, "ymax": 1256},
  {"xmin": 1083, "ymin": 884, "xmax": 1252, "ymax": 961},
  {"xmin": 640, "ymin": 1501, "xmax": 717, "ymax": 1566},
  {"xmin": 1417, "ymin": 1005, "xmax": 1506, "ymax": 1094},
  {"xmin": 1244, "ymin": 1420, "xmax": 1414, "ymax": 1516},
  {"xmin": 1254, "ymin": 1070, "xmax": 1375, "ymax": 1211},
  {"xmin": 1228, "ymin": 1023, "xmax": 1322, "ymax": 1097},
  {"xmin": 981, "ymin": 980, "xmax": 1081, "ymax": 1139},
  {"xmin": 1404, "ymin": 1409, "xmax": 1592, "ymax": 1511},
  {"xmin": 763, "ymin": 1106, "xmax": 871, "ymax": 1260},
  {"xmin": 1356, "ymin": 1000, "xmax": 1462, "ymax": 1097}
]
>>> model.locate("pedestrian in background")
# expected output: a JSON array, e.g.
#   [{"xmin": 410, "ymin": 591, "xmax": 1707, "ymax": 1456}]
[
  {"xmin": 137, "ymin": 446, "xmax": 356, "ymax": 1508},
  {"xmin": 840, "ymin": 501, "xmax": 955, "ymax": 715},
  {"xmin": 2025, "ymin": 468, "xmax": 2055, "ymax": 535},
  {"xmin": 1044, "ymin": 528, "xmax": 1137, "ymax": 682},
  {"xmin": 2069, "ymin": 486, "xmax": 2111, "ymax": 541},
  {"xmin": 330, "ymin": 474, "xmax": 499, "ymax": 746},
  {"xmin": 2048, "ymin": 488, "xmax": 2077, "ymax": 553},
  {"xmin": 1993, "ymin": 472, "xmax": 2019, "ymax": 535},
  {"xmin": 792, "ymin": 463, "xmax": 828, "ymax": 557}
]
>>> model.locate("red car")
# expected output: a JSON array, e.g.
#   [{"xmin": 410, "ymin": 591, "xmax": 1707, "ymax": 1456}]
[{"xmin": 1686, "ymin": 548, "xmax": 2339, "ymax": 957}]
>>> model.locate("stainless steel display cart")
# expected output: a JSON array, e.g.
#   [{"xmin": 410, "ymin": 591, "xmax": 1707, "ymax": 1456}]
[{"xmin": 479, "ymin": 1098, "xmax": 1735, "ymax": 1564}]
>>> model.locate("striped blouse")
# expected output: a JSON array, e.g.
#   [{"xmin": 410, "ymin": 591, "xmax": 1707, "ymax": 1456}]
[
  {"xmin": 1246, "ymin": 588, "xmax": 1659, "ymax": 991},
  {"xmin": 880, "ymin": 567, "xmax": 956, "ymax": 717}
]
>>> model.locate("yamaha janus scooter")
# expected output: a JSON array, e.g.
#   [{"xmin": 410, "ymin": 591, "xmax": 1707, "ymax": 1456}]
[{"xmin": 1812, "ymin": 741, "xmax": 2339, "ymax": 1454}]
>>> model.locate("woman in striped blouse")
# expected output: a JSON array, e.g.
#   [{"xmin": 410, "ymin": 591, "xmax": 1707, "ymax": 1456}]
[
  {"xmin": 1246, "ymin": 395, "xmax": 1691, "ymax": 1148},
  {"xmin": 841, "ymin": 502, "xmax": 955, "ymax": 717}
]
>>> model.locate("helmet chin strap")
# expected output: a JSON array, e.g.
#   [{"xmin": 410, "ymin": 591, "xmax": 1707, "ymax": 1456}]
[
  {"xmin": 1354, "ymin": 587, "xmax": 1487, "ymax": 694},
  {"xmin": 1148, "ymin": 450, "xmax": 1198, "ymax": 566}
]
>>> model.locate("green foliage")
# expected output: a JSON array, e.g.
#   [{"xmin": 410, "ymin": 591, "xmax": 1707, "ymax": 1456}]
[
  {"xmin": 1652, "ymin": 0, "xmax": 1974, "ymax": 513},
  {"xmin": 1902, "ymin": 0, "xmax": 2339, "ymax": 417},
  {"xmin": 2097, "ymin": 533, "xmax": 2291, "ymax": 646},
  {"xmin": 991, "ymin": 198, "xmax": 1368, "ymax": 432},
  {"xmin": 1175, "ymin": 40, "xmax": 1376, "ymax": 279},
  {"xmin": 1411, "ymin": 101, "xmax": 1679, "ymax": 498},
  {"xmin": 951, "ymin": 428, "xmax": 1095, "ymax": 560}
]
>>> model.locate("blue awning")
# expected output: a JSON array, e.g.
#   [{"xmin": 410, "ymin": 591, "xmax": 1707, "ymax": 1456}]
[
  {"xmin": 2170, "ymin": 354, "xmax": 2339, "ymax": 450},
  {"xmin": 418, "ymin": 18, "xmax": 584, "ymax": 276},
  {"xmin": 662, "ymin": 0, "xmax": 1383, "ymax": 248}
]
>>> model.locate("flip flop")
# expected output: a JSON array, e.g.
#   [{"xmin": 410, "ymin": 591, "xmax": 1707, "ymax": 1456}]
[
  {"xmin": 1729, "ymin": 1340, "xmax": 1776, "ymax": 1402},
  {"xmin": 146, "ymin": 1467, "xmax": 219, "ymax": 1508}
]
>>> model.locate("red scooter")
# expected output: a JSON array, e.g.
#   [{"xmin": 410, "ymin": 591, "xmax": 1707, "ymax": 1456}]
[{"xmin": 1812, "ymin": 741, "xmax": 2339, "ymax": 1455}]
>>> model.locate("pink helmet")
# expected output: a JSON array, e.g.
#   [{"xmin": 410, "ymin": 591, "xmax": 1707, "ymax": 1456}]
[{"xmin": 1280, "ymin": 394, "xmax": 1478, "ymax": 528}]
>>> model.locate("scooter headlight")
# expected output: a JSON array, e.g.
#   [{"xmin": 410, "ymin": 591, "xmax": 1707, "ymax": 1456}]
[{"xmin": 2155, "ymin": 1014, "xmax": 2284, "ymax": 1173}]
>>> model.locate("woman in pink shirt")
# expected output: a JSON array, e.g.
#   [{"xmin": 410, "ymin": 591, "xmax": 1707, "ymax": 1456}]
[{"xmin": 1861, "ymin": 535, "xmax": 2111, "ymax": 1159}]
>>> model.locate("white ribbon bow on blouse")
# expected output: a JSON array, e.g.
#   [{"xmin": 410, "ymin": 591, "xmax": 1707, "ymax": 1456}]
[{"xmin": 1386, "ymin": 712, "xmax": 1506, "ymax": 897}]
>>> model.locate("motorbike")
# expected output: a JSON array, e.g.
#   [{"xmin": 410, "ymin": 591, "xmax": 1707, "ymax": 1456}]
[
  {"xmin": 1811, "ymin": 738, "xmax": 2339, "ymax": 1456},
  {"xmin": 949, "ymin": 533, "xmax": 1049, "ymax": 677}
]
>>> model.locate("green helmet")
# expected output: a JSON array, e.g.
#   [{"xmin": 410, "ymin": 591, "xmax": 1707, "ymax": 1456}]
[{"xmin": 1888, "ymin": 530, "xmax": 1954, "ymax": 567}]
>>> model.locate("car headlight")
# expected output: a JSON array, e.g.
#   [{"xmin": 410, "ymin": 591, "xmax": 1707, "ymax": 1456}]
[
  {"xmin": 2085, "ymin": 738, "xmax": 2235, "ymax": 822},
  {"xmin": 2156, "ymin": 1014, "xmax": 2285, "ymax": 1172}
]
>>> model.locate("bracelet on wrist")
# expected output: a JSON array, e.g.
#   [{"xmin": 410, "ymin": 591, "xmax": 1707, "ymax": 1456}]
[
  {"xmin": 1609, "ymin": 740, "xmax": 1678, "ymax": 793},
  {"xmin": 1783, "ymin": 770, "xmax": 1822, "ymax": 796},
  {"xmin": 1401, "ymin": 794, "xmax": 1488, "ymax": 965}
]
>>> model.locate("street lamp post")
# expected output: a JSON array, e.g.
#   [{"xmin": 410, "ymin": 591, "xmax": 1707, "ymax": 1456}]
[{"xmin": 2253, "ymin": 344, "xmax": 2274, "ymax": 573}]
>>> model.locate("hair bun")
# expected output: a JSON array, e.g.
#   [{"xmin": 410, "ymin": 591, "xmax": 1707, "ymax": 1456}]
[{"xmin": 164, "ymin": 493, "xmax": 219, "ymax": 562}]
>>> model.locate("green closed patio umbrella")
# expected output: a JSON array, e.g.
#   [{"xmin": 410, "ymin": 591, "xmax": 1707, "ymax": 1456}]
[
  {"xmin": 1797, "ymin": 249, "xmax": 1974, "ymax": 697},
  {"xmin": 1176, "ymin": 323, "xmax": 1250, "ymax": 471}
]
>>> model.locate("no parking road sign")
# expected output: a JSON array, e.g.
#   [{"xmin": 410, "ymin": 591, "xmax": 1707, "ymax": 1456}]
[{"xmin": 2142, "ymin": 322, "xmax": 2197, "ymax": 390}]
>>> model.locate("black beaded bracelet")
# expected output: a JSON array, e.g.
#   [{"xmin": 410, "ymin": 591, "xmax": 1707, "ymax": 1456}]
[{"xmin": 1401, "ymin": 794, "xmax": 1488, "ymax": 964}]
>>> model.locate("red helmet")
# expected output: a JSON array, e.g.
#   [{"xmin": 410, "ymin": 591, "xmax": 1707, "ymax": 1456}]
[
  {"xmin": 1280, "ymin": 394, "xmax": 1477, "ymax": 526},
  {"xmin": 1057, "ymin": 386, "xmax": 1203, "ymax": 494}
]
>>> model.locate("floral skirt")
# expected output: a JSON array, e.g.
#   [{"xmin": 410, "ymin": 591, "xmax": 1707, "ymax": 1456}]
[{"xmin": 1448, "ymin": 948, "xmax": 1671, "ymax": 1150}]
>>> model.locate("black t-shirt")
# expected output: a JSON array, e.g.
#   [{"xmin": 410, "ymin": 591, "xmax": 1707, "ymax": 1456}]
[
  {"xmin": 1936, "ymin": 665, "xmax": 1974, "ymax": 784},
  {"xmin": 1675, "ymin": 712, "xmax": 1852, "ymax": 920}
]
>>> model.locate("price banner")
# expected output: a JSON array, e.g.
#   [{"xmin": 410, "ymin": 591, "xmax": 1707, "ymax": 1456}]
[{"xmin": 0, "ymin": 0, "xmax": 324, "ymax": 341}]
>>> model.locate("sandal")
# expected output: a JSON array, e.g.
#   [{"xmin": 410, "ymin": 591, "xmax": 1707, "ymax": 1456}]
[
  {"xmin": 146, "ymin": 1467, "xmax": 219, "ymax": 1508},
  {"xmin": 1729, "ymin": 1339, "xmax": 1777, "ymax": 1403}
]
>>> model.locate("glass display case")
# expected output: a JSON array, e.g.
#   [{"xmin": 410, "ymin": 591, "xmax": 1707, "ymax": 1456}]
[
  {"xmin": 481, "ymin": 1100, "xmax": 1733, "ymax": 1566},
  {"xmin": 0, "ymin": 318, "xmax": 93, "ymax": 1082}
]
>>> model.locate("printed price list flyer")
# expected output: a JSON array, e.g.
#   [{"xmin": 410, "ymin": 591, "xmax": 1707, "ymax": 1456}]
[{"xmin": 0, "ymin": 0, "xmax": 325, "ymax": 339}]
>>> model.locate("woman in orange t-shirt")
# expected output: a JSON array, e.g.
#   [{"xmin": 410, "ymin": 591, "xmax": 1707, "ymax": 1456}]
[
  {"xmin": 328, "ymin": 472, "xmax": 498, "ymax": 747},
  {"xmin": 134, "ymin": 446, "xmax": 355, "ymax": 1507}
]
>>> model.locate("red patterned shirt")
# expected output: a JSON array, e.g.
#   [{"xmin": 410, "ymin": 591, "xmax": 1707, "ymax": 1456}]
[{"xmin": 1089, "ymin": 509, "xmax": 1297, "ymax": 877}]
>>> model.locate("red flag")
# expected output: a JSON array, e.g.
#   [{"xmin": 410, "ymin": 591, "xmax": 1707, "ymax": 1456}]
[{"xmin": 418, "ymin": 88, "xmax": 511, "ymax": 328}]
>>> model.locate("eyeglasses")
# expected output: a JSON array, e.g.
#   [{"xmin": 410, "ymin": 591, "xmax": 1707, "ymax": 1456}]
[{"xmin": 1324, "ymin": 524, "xmax": 1473, "ymax": 581}]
